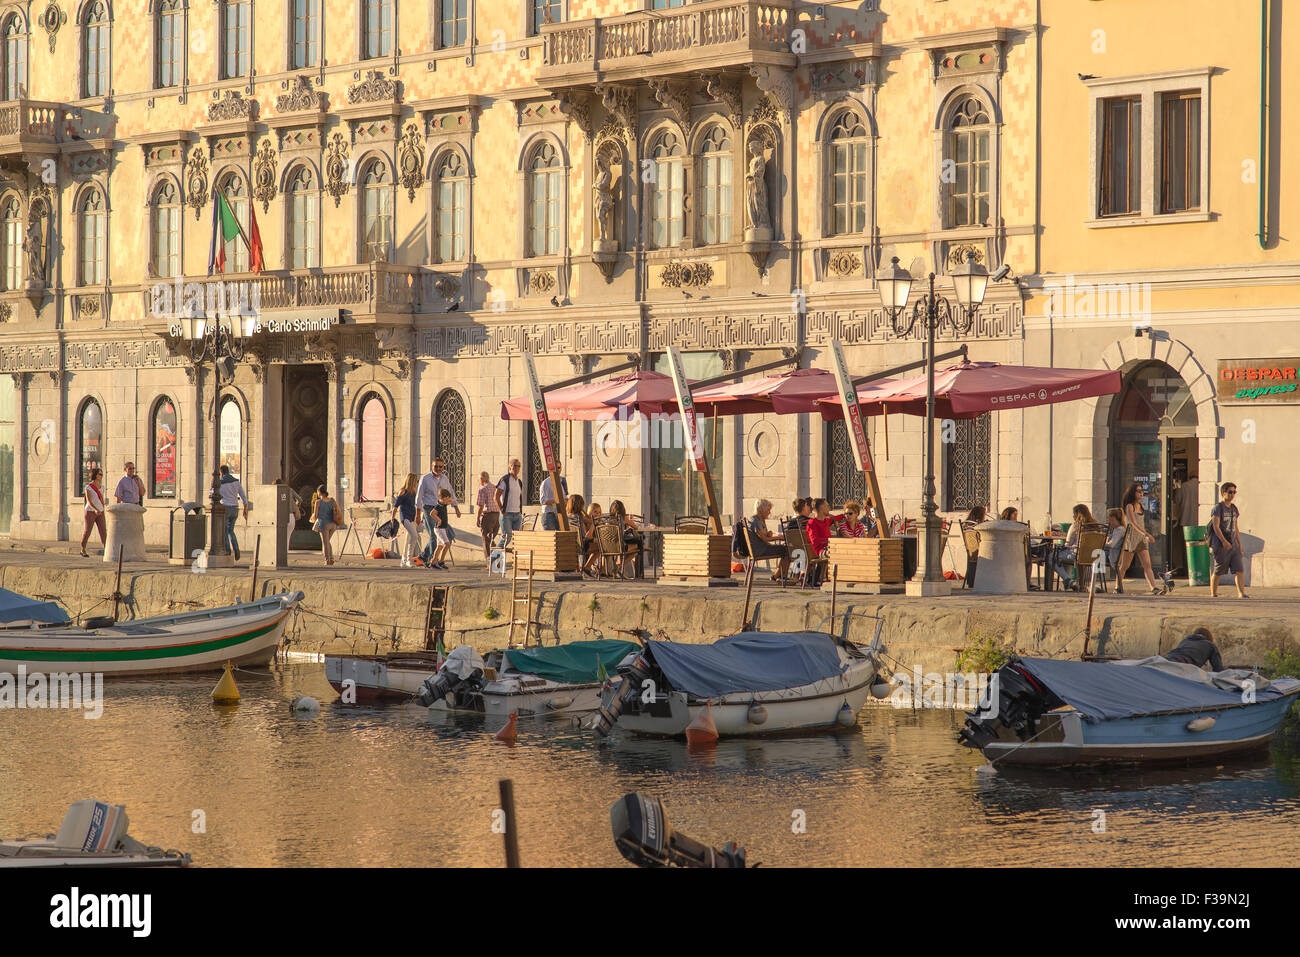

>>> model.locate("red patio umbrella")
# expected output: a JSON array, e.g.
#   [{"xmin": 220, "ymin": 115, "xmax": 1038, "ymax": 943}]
[
  {"xmin": 798, "ymin": 360, "xmax": 1122, "ymax": 420},
  {"xmin": 654, "ymin": 367, "xmax": 839, "ymax": 417},
  {"xmin": 499, "ymin": 370, "xmax": 687, "ymax": 421}
]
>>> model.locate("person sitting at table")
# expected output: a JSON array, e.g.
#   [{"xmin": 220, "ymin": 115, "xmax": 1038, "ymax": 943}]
[
  {"xmin": 1051, "ymin": 504, "xmax": 1096, "ymax": 590},
  {"xmin": 1000, "ymin": 506, "xmax": 1020, "ymax": 522},
  {"xmin": 607, "ymin": 500, "xmax": 643, "ymax": 566},
  {"xmin": 747, "ymin": 498, "xmax": 790, "ymax": 581},
  {"xmin": 789, "ymin": 498, "xmax": 812, "ymax": 530},
  {"xmin": 804, "ymin": 499, "xmax": 842, "ymax": 587},
  {"xmin": 1104, "ymin": 508, "xmax": 1127, "ymax": 593},
  {"xmin": 566, "ymin": 494, "xmax": 596, "ymax": 572},
  {"xmin": 837, "ymin": 500, "xmax": 873, "ymax": 538},
  {"xmin": 963, "ymin": 505, "xmax": 987, "ymax": 529}
]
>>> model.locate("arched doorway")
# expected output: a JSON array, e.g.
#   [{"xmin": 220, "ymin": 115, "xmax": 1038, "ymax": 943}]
[{"xmin": 1108, "ymin": 360, "xmax": 1198, "ymax": 574}]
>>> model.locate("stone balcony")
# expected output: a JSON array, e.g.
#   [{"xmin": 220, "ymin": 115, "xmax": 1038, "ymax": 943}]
[
  {"xmin": 538, "ymin": 0, "xmax": 795, "ymax": 87},
  {"xmin": 0, "ymin": 99, "xmax": 114, "ymax": 159}
]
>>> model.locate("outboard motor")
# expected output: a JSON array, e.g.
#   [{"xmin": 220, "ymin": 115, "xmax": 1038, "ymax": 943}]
[
  {"xmin": 588, "ymin": 653, "xmax": 656, "ymax": 738},
  {"xmin": 958, "ymin": 659, "xmax": 1063, "ymax": 750},
  {"xmin": 610, "ymin": 793, "xmax": 746, "ymax": 869},
  {"xmin": 415, "ymin": 646, "xmax": 486, "ymax": 707}
]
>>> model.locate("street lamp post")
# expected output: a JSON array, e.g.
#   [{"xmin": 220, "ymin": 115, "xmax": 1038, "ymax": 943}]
[
  {"xmin": 182, "ymin": 309, "xmax": 257, "ymax": 568},
  {"xmin": 877, "ymin": 252, "xmax": 988, "ymax": 596}
]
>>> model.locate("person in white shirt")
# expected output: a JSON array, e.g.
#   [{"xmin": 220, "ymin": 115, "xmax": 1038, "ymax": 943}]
[
  {"xmin": 538, "ymin": 461, "xmax": 568, "ymax": 532},
  {"xmin": 415, "ymin": 457, "xmax": 461, "ymax": 565},
  {"xmin": 493, "ymin": 458, "xmax": 525, "ymax": 547},
  {"xmin": 114, "ymin": 462, "xmax": 146, "ymax": 504},
  {"xmin": 80, "ymin": 468, "xmax": 107, "ymax": 558},
  {"xmin": 218, "ymin": 465, "xmax": 250, "ymax": 561}
]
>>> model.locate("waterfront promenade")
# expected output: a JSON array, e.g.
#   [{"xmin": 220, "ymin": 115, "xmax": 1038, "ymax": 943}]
[{"xmin": 3, "ymin": 541, "xmax": 1297, "ymax": 676}]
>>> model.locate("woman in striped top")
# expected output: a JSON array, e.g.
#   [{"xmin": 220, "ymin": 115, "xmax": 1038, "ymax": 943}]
[{"xmin": 80, "ymin": 468, "xmax": 107, "ymax": 557}]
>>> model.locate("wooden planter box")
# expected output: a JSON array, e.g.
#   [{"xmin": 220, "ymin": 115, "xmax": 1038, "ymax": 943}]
[
  {"xmin": 511, "ymin": 530, "xmax": 581, "ymax": 579},
  {"xmin": 824, "ymin": 538, "xmax": 906, "ymax": 591},
  {"xmin": 661, "ymin": 533, "xmax": 737, "ymax": 587}
]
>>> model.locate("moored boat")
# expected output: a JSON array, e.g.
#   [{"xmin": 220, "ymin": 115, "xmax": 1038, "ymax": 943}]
[
  {"xmin": 0, "ymin": 591, "xmax": 303, "ymax": 676},
  {"xmin": 588, "ymin": 615, "xmax": 886, "ymax": 739},
  {"xmin": 0, "ymin": 800, "xmax": 192, "ymax": 868},
  {"xmin": 325, "ymin": 650, "xmax": 443, "ymax": 702},
  {"xmin": 959, "ymin": 655, "xmax": 1300, "ymax": 766}
]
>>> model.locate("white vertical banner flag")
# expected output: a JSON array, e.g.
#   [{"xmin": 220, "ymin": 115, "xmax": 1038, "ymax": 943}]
[
  {"xmin": 666, "ymin": 346, "xmax": 706, "ymax": 471},
  {"xmin": 522, "ymin": 352, "xmax": 557, "ymax": 472},
  {"xmin": 830, "ymin": 338, "xmax": 874, "ymax": 472}
]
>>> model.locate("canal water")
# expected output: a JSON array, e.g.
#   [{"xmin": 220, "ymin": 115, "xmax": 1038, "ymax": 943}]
[{"xmin": 4, "ymin": 660, "xmax": 1299, "ymax": 867}]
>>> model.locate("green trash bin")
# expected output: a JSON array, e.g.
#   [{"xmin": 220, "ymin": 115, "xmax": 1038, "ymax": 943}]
[
  {"xmin": 1186, "ymin": 541, "xmax": 1211, "ymax": 586},
  {"xmin": 1183, "ymin": 525, "xmax": 1207, "ymax": 543}
]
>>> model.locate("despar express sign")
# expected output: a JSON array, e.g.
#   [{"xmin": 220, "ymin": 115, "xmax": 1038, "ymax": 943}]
[{"xmin": 1217, "ymin": 358, "xmax": 1299, "ymax": 402}]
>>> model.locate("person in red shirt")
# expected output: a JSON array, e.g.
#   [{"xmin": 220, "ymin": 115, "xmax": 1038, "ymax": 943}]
[{"xmin": 805, "ymin": 498, "xmax": 842, "ymax": 557}]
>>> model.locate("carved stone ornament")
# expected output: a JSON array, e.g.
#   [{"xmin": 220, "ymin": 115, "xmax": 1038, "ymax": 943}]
[
  {"xmin": 208, "ymin": 89, "xmax": 258, "ymax": 123},
  {"xmin": 185, "ymin": 148, "xmax": 209, "ymax": 221},
  {"xmin": 947, "ymin": 243, "xmax": 985, "ymax": 267},
  {"xmin": 749, "ymin": 67, "xmax": 794, "ymax": 120},
  {"xmin": 78, "ymin": 296, "xmax": 100, "ymax": 318},
  {"xmin": 660, "ymin": 262, "xmax": 714, "ymax": 289},
  {"xmin": 28, "ymin": 181, "xmax": 52, "ymax": 223},
  {"xmin": 648, "ymin": 79, "xmax": 694, "ymax": 142},
  {"xmin": 277, "ymin": 75, "xmax": 326, "ymax": 113},
  {"xmin": 325, "ymin": 133, "xmax": 350, "ymax": 207},
  {"xmin": 433, "ymin": 276, "xmax": 461, "ymax": 299},
  {"xmin": 701, "ymin": 72, "xmax": 744, "ymax": 130},
  {"xmin": 594, "ymin": 84, "xmax": 637, "ymax": 147},
  {"xmin": 557, "ymin": 91, "xmax": 593, "ymax": 138},
  {"xmin": 0, "ymin": 303, "xmax": 11, "ymax": 323},
  {"xmin": 40, "ymin": 1, "xmax": 66, "ymax": 54},
  {"xmin": 827, "ymin": 249, "xmax": 862, "ymax": 277},
  {"xmin": 253, "ymin": 139, "xmax": 278, "ymax": 213},
  {"xmin": 398, "ymin": 123, "xmax": 424, "ymax": 202},
  {"xmin": 528, "ymin": 271, "xmax": 556, "ymax": 294},
  {"xmin": 348, "ymin": 70, "xmax": 398, "ymax": 105}
]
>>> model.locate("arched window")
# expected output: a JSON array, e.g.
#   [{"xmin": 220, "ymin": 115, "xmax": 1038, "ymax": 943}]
[
  {"xmin": 432, "ymin": 390, "xmax": 466, "ymax": 499},
  {"xmin": 2, "ymin": 13, "xmax": 27, "ymax": 100},
  {"xmin": 156, "ymin": 0, "xmax": 183, "ymax": 88},
  {"xmin": 434, "ymin": 151, "xmax": 467, "ymax": 262},
  {"xmin": 649, "ymin": 129, "xmax": 684, "ymax": 249},
  {"xmin": 291, "ymin": 0, "xmax": 319, "ymax": 70},
  {"xmin": 78, "ymin": 398, "xmax": 103, "ymax": 493},
  {"xmin": 362, "ymin": 0, "xmax": 392, "ymax": 58},
  {"xmin": 945, "ymin": 95, "xmax": 991, "ymax": 228},
  {"xmin": 437, "ymin": 0, "xmax": 467, "ymax": 48},
  {"xmin": 0, "ymin": 195, "xmax": 20, "ymax": 291},
  {"xmin": 220, "ymin": 0, "xmax": 249, "ymax": 79},
  {"xmin": 825, "ymin": 420, "xmax": 867, "ymax": 508},
  {"xmin": 287, "ymin": 166, "xmax": 319, "ymax": 269},
  {"xmin": 218, "ymin": 171, "xmax": 249, "ymax": 273},
  {"xmin": 151, "ymin": 180, "xmax": 181, "ymax": 279},
  {"xmin": 358, "ymin": 394, "xmax": 386, "ymax": 501},
  {"xmin": 79, "ymin": 188, "xmax": 106, "ymax": 285},
  {"xmin": 151, "ymin": 396, "xmax": 178, "ymax": 498},
  {"xmin": 697, "ymin": 125, "xmax": 732, "ymax": 245},
  {"xmin": 82, "ymin": 1, "xmax": 110, "ymax": 98},
  {"xmin": 527, "ymin": 142, "xmax": 563, "ymax": 257},
  {"xmin": 218, "ymin": 396, "xmax": 241, "ymax": 480},
  {"xmin": 361, "ymin": 159, "xmax": 392, "ymax": 263},
  {"xmin": 828, "ymin": 110, "xmax": 868, "ymax": 236}
]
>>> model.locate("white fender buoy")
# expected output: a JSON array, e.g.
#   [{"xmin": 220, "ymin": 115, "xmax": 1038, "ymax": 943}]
[
  {"xmin": 1186, "ymin": 716, "xmax": 1216, "ymax": 732},
  {"xmin": 747, "ymin": 702, "xmax": 768, "ymax": 725},
  {"xmin": 870, "ymin": 682, "xmax": 892, "ymax": 700},
  {"xmin": 835, "ymin": 701, "xmax": 856, "ymax": 727},
  {"xmin": 290, "ymin": 694, "xmax": 320, "ymax": 714},
  {"xmin": 545, "ymin": 696, "xmax": 574, "ymax": 711}
]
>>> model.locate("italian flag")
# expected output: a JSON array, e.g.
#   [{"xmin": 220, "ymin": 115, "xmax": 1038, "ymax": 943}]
[{"xmin": 208, "ymin": 189, "xmax": 264, "ymax": 275}]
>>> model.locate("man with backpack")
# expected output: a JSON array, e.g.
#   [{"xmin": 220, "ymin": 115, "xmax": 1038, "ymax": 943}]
[{"xmin": 493, "ymin": 458, "xmax": 525, "ymax": 547}]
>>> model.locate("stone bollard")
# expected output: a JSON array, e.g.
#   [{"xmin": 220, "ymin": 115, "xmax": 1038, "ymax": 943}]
[
  {"xmin": 971, "ymin": 520, "xmax": 1028, "ymax": 595},
  {"xmin": 104, "ymin": 503, "xmax": 148, "ymax": 563}
]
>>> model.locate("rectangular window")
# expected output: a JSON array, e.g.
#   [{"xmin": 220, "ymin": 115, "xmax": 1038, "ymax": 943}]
[
  {"xmin": 365, "ymin": 0, "xmax": 393, "ymax": 58},
  {"xmin": 158, "ymin": 10, "xmax": 184, "ymax": 87},
  {"xmin": 293, "ymin": 0, "xmax": 320, "ymax": 70},
  {"xmin": 943, "ymin": 413, "xmax": 991, "ymax": 512},
  {"xmin": 2, "ymin": 218, "xmax": 19, "ymax": 290},
  {"xmin": 439, "ymin": 0, "xmax": 468, "ymax": 48},
  {"xmin": 223, "ymin": 1, "xmax": 249, "ymax": 78},
  {"xmin": 1099, "ymin": 96, "xmax": 1141, "ymax": 217},
  {"xmin": 5, "ymin": 32, "xmax": 27, "ymax": 99},
  {"xmin": 531, "ymin": 0, "xmax": 561, "ymax": 36},
  {"xmin": 1160, "ymin": 91, "xmax": 1201, "ymax": 213},
  {"xmin": 85, "ymin": 24, "xmax": 108, "ymax": 97},
  {"xmin": 437, "ymin": 180, "xmax": 466, "ymax": 261},
  {"xmin": 292, "ymin": 193, "xmax": 319, "ymax": 269}
]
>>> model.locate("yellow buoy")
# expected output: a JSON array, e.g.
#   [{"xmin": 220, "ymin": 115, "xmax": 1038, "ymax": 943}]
[{"xmin": 211, "ymin": 661, "xmax": 240, "ymax": 704}]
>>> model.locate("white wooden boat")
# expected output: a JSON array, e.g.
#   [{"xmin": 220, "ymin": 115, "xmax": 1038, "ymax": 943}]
[
  {"xmin": 0, "ymin": 801, "xmax": 191, "ymax": 868},
  {"xmin": 0, "ymin": 592, "xmax": 303, "ymax": 676},
  {"xmin": 589, "ymin": 616, "xmax": 887, "ymax": 738},
  {"xmin": 325, "ymin": 650, "xmax": 442, "ymax": 702},
  {"xmin": 960, "ymin": 656, "xmax": 1300, "ymax": 766}
]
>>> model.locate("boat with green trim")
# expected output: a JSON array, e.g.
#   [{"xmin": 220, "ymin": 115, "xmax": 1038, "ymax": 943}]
[{"xmin": 0, "ymin": 591, "xmax": 303, "ymax": 676}]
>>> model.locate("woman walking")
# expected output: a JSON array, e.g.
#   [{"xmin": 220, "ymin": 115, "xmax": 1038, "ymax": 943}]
[
  {"xmin": 393, "ymin": 473, "xmax": 421, "ymax": 568},
  {"xmin": 1118, "ymin": 483, "xmax": 1166, "ymax": 595},
  {"xmin": 80, "ymin": 468, "xmax": 107, "ymax": 557},
  {"xmin": 311, "ymin": 485, "xmax": 339, "ymax": 566}
]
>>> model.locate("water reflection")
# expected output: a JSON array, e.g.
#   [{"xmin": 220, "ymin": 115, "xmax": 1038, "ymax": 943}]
[{"xmin": 2, "ymin": 663, "xmax": 1298, "ymax": 867}]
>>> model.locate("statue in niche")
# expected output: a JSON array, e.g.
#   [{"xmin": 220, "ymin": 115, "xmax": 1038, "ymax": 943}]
[
  {"xmin": 23, "ymin": 217, "xmax": 45, "ymax": 283},
  {"xmin": 745, "ymin": 139, "xmax": 772, "ymax": 239},
  {"xmin": 592, "ymin": 150, "xmax": 617, "ymax": 253}
]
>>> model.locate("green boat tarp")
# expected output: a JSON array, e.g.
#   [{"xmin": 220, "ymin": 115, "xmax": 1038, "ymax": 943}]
[{"xmin": 503, "ymin": 639, "xmax": 639, "ymax": 685}]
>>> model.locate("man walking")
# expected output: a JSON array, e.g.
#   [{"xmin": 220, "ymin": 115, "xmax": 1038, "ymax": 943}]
[
  {"xmin": 1208, "ymin": 482, "xmax": 1247, "ymax": 599},
  {"xmin": 218, "ymin": 465, "xmax": 250, "ymax": 561},
  {"xmin": 1170, "ymin": 469, "xmax": 1198, "ymax": 576},
  {"xmin": 494, "ymin": 458, "xmax": 525, "ymax": 547},
  {"xmin": 114, "ymin": 462, "xmax": 146, "ymax": 504},
  {"xmin": 416, "ymin": 457, "xmax": 461, "ymax": 566},
  {"xmin": 538, "ymin": 461, "xmax": 568, "ymax": 531}
]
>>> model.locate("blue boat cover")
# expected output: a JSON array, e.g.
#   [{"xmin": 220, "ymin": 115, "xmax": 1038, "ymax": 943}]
[
  {"xmin": 1016, "ymin": 657, "xmax": 1292, "ymax": 723},
  {"xmin": 646, "ymin": 632, "xmax": 847, "ymax": 698},
  {"xmin": 0, "ymin": 587, "xmax": 70, "ymax": 626}
]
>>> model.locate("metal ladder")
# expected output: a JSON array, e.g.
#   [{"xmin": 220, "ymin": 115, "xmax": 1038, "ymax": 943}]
[
  {"xmin": 507, "ymin": 550, "xmax": 536, "ymax": 649},
  {"xmin": 422, "ymin": 585, "xmax": 451, "ymax": 654}
]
